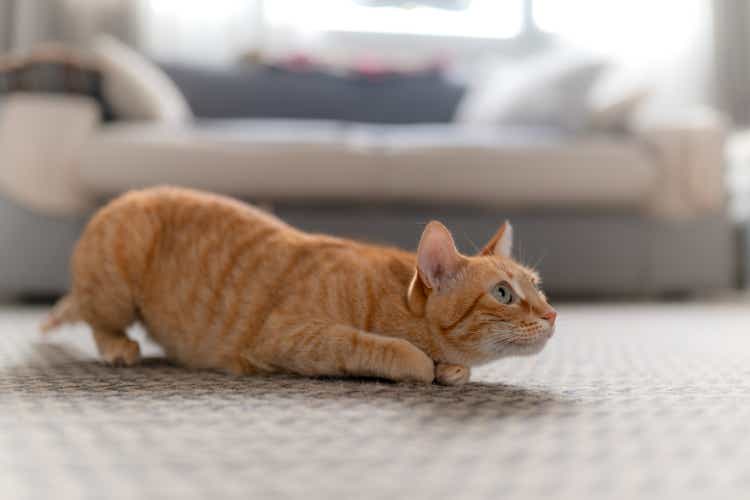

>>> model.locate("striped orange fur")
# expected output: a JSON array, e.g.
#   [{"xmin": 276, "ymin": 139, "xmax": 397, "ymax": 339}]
[{"xmin": 43, "ymin": 187, "xmax": 556, "ymax": 385}]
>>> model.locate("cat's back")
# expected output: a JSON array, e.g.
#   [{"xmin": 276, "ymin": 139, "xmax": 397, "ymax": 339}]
[
  {"xmin": 104, "ymin": 186, "xmax": 287, "ymax": 231},
  {"xmin": 73, "ymin": 186, "xmax": 293, "ymax": 290},
  {"xmin": 85, "ymin": 185, "xmax": 288, "ymax": 243}
]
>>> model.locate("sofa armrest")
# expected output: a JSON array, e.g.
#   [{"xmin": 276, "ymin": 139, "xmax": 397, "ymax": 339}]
[
  {"xmin": 0, "ymin": 93, "xmax": 100, "ymax": 215},
  {"xmin": 632, "ymin": 108, "xmax": 728, "ymax": 218}
]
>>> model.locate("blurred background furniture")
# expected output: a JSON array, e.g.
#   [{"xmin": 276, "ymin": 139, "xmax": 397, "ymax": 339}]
[
  {"xmin": 0, "ymin": 0, "xmax": 739, "ymax": 298},
  {"xmin": 0, "ymin": 72, "xmax": 732, "ymax": 298}
]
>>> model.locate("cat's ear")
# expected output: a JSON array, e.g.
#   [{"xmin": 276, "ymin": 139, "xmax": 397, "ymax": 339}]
[
  {"xmin": 480, "ymin": 221, "xmax": 513, "ymax": 258},
  {"xmin": 416, "ymin": 221, "xmax": 463, "ymax": 290},
  {"xmin": 407, "ymin": 271, "xmax": 427, "ymax": 316}
]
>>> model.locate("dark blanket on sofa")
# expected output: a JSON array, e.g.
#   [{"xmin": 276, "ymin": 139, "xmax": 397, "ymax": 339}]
[{"xmin": 160, "ymin": 62, "xmax": 465, "ymax": 123}]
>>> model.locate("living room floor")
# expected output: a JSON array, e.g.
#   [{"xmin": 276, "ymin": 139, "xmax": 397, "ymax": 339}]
[{"xmin": 3, "ymin": 299, "xmax": 750, "ymax": 500}]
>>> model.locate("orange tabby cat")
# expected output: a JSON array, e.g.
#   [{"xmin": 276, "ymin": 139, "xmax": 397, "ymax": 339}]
[{"xmin": 43, "ymin": 187, "xmax": 556, "ymax": 385}]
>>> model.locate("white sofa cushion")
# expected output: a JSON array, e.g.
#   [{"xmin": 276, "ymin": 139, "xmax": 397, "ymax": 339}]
[
  {"xmin": 78, "ymin": 120, "xmax": 383, "ymax": 199},
  {"xmin": 455, "ymin": 50, "xmax": 606, "ymax": 132},
  {"xmin": 370, "ymin": 124, "xmax": 656, "ymax": 208},
  {"xmin": 91, "ymin": 35, "xmax": 192, "ymax": 123},
  {"xmin": 587, "ymin": 69, "xmax": 651, "ymax": 131},
  {"xmin": 78, "ymin": 120, "xmax": 657, "ymax": 210}
]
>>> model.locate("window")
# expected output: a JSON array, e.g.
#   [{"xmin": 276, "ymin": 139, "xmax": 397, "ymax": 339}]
[
  {"xmin": 532, "ymin": 0, "xmax": 707, "ymax": 57},
  {"xmin": 264, "ymin": 0, "xmax": 524, "ymax": 39},
  {"xmin": 141, "ymin": 0, "xmax": 261, "ymax": 63},
  {"xmin": 141, "ymin": 0, "xmax": 710, "ymax": 66}
]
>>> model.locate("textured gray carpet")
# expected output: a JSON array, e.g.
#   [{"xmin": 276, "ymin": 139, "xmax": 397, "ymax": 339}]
[{"xmin": 3, "ymin": 302, "xmax": 750, "ymax": 500}]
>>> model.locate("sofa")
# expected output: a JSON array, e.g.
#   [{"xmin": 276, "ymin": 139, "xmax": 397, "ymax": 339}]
[{"xmin": 0, "ymin": 43, "xmax": 734, "ymax": 298}]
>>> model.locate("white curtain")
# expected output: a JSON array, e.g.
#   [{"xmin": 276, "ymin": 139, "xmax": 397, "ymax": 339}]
[
  {"xmin": 0, "ymin": 0, "xmax": 60, "ymax": 52},
  {"xmin": 714, "ymin": 0, "xmax": 750, "ymax": 125},
  {"xmin": 0, "ymin": 0, "xmax": 11, "ymax": 51},
  {"xmin": 58, "ymin": 0, "xmax": 139, "ymax": 46},
  {"xmin": 0, "ymin": 0, "xmax": 139, "ymax": 52}
]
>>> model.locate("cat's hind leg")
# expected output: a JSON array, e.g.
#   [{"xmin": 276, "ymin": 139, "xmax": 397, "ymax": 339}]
[
  {"xmin": 64, "ymin": 194, "xmax": 157, "ymax": 367},
  {"xmin": 72, "ymin": 267, "xmax": 142, "ymax": 367},
  {"xmin": 42, "ymin": 292, "xmax": 141, "ymax": 366},
  {"xmin": 249, "ymin": 317, "xmax": 434, "ymax": 383},
  {"xmin": 82, "ymin": 289, "xmax": 141, "ymax": 366},
  {"xmin": 92, "ymin": 328, "xmax": 141, "ymax": 366}
]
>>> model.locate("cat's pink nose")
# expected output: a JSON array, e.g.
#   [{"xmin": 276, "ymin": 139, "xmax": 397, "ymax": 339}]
[{"xmin": 541, "ymin": 309, "xmax": 557, "ymax": 326}]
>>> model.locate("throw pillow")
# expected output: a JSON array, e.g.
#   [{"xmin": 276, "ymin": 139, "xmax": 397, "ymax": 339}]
[
  {"xmin": 455, "ymin": 49, "xmax": 607, "ymax": 132},
  {"xmin": 587, "ymin": 69, "xmax": 650, "ymax": 132},
  {"xmin": 91, "ymin": 35, "xmax": 192, "ymax": 123}
]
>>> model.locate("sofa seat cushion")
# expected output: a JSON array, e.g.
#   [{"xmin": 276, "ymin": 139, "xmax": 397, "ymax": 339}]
[
  {"xmin": 78, "ymin": 120, "xmax": 657, "ymax": 209},
  {"xmin": 79, "ymin": 119, "xmax": 384, "ymax": 200},
  {"xmin": 366, "ymin": 124, "xmax": 657, "ymax": 208}
]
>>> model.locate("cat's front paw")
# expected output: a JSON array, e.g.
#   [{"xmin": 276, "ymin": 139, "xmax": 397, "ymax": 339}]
[
  {"xmin": 387, "ymin": 339, "xmax": 435, "ymax": 384},
  {"xmin": 435, "ymin": 363, "xmax": 470, "ymax": 386}
]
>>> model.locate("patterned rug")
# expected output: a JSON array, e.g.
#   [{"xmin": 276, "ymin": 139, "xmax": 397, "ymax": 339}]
[{"xmin": 3, "ymin": 302, "xmax": 750, "ymax": 500}]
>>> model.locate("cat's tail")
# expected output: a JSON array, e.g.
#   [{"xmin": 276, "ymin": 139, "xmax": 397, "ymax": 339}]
[{"xmin": 41, "ymin": 294, "xmax": 81, "ymax": 333}]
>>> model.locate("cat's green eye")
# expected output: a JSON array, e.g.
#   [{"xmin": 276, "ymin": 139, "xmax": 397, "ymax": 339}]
[{"xmin": 491, "ymin": 282, "xmax": 514, "ymax": 305}]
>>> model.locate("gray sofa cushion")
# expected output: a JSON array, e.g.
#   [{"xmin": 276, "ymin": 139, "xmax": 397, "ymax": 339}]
[{"xmin": 159, "ymin": 63, "xmax": 465, "ymax": 124}]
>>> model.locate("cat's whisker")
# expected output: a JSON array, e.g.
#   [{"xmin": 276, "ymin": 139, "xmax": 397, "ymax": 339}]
[
  {"xmin": 528, "ymin": 250, "xmax": 547, "ymax": 273},
  {"xmin": 463, "ymin": 233, "xmax": 482, "ymax": 256}
]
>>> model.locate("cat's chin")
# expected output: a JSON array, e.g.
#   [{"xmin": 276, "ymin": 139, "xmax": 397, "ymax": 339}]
[
  {"xmin": 494, "ymin": 331, "xmax": 553, "ymax": 359},
  {"xmin": 500, "ymin": 338, "xmax": 549, "ymax": 357}
]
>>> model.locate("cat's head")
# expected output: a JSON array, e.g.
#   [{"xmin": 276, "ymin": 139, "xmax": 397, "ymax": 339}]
[{"xmin": 407, "ymin": 221, "xmax": 556, "ymax": 366}]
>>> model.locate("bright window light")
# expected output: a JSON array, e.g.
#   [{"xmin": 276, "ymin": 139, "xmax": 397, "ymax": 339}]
[
  {"xmin": 147, "ymin": 0, "xmax": 250, "ymax": 19},
  {"xmin": 265, "ymin": 0, "xmax": 523, "ymax": 39},
  {"xmin": 533, "ymin": 0, "xmax": 706, "ymax": 57},
  {"xmin": 142, "ymin": 0, "xmax": 259, "ymax": 63}
]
